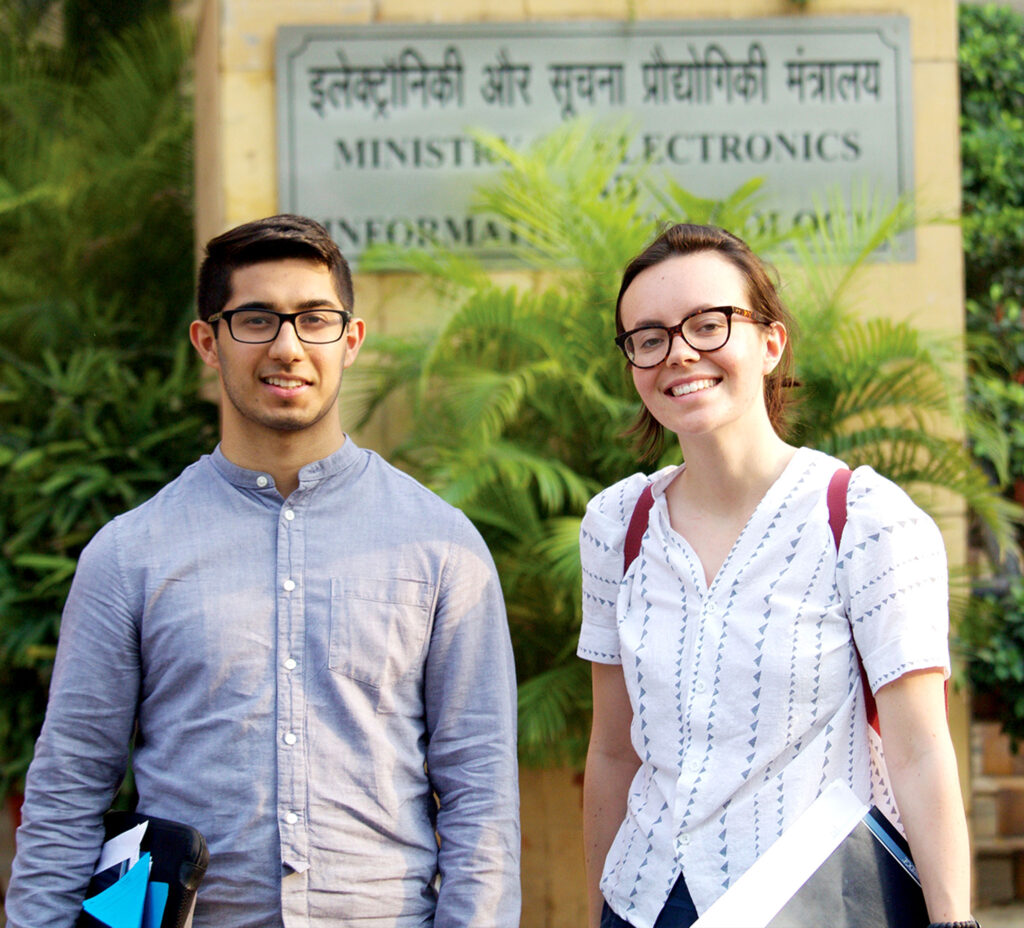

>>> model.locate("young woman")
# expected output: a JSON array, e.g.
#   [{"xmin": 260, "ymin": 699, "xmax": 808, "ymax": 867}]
[{"xmin": 578, "ymin": 224, "xmax": 975, "ymax": 928}]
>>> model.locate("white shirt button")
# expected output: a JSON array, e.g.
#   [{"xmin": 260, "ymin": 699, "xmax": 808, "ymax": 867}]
[
  {"xmin": 705, "ymin": 602, "xmax": 717, "ymax": 614},
  {"xmin": 284, "ymin": 509, "xmax": 295, "ymax": 521},
  {"xmin": 678, "ymin": 834, "xmax": 691, "ymax": 847},
  {"xmin": 695, "ymin": 680, "xmax": 707, "ymax": 694},
  {"xmin": 283, "ymin": 579, "xmax": 296, "ymax": 592},
  {"xmin": 283, "ymin": 732, "xmax": 297, "ymax": 745},
  {"xmin": 256, "ymin": 475, "xmax": 269, "ymax": 488},
  {"xmin": 284, "ymin": 658, "xmax": 297, "ymax": 671},
  {"xmin": 284, "ymin": 811, "xmax": 299, "ymax": 825}
]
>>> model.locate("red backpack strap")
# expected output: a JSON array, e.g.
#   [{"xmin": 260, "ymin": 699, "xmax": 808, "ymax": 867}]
[
  {"xmin": 827, "ymin": 468, "xmax": 881, "ymax": 736},
  {"xmin": 828, "ymin": 466, "xmax": 949, "ymax": 737},
  {"xmin": 826, "ymin": 468, "xmax": 852, "ymax": 553},
  {"xmin": 623, "ymin": 484, "xmax": 656, "ymax": 575}
]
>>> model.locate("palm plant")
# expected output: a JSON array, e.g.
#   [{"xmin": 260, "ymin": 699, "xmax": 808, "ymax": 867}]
[
  {"xmin": 355, "ymin": 121, "xmax": 1017, "ymax": 765},
  {"xmin": 782, "ymin": 193, "xmax": 1019, "ymax": 554}
]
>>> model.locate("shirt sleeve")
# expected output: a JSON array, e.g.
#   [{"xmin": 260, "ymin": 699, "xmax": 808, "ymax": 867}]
[
  {"xmin": 5, "ymin": 520, "xmax": 141, "ymax": 928},
  {"xmin": 577, "ymin": 473, "xmax": 652, "ymax": 665},
  {"xmin": 423, "ymin": 515, "xmax": 521, "ymax": 928},
  {"xmin": 835, "ymin": 466, "xmax": 951, "ymax": 693}
]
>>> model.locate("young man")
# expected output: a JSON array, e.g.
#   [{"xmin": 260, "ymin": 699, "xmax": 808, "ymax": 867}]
[{"xmin": 6, "ymin": 215, "xmax": 521, "ymax": 927}]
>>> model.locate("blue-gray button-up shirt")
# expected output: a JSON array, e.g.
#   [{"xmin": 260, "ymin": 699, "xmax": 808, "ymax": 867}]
[{"xmin": 7, "ymin": 439, "xmax": 520, "ymax": 928}]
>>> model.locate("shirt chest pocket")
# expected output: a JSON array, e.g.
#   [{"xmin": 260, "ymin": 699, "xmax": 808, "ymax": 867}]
[{"xmin": 329, "ymin": 577, "xmax": 432, "ymax": 689}]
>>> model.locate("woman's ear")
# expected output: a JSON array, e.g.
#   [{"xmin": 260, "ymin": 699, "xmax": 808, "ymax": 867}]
[{"xmin": 762, "ymin": 321, "xmax": 787, "ymax": 376}]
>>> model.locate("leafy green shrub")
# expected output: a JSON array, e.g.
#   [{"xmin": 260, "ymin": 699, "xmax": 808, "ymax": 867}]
[
  {"xmin": 960, "ymin": 3, "xmax": 1024, "ymax": 490},
  {"xmin": 958, "ymin": 5, "xmax": 1024, "ymax": 748},
  {"xmin": 0, "ymin": 14, "xmax": 216, "ymax": 796},
  {"xmin": 968, "ymin": 372, "xmax": 1024, "ymax": 489},
  {"xmin": 966, "ymin": 293, "xmax": 1024, "ymax": 491},
  {"xmin": 964, "ymin": 577, "xmax": 1024, "ymax": 749},
  {"xmin": 959, "ymin": 3, "xmax": 1024, "ymax": 306}
]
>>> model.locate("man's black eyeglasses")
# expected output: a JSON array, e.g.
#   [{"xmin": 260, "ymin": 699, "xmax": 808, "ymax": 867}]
[
  {"xmin": 208, "ymin": 308, "xmax": 352, "ymax": 345},
  {"xmin": 615, "ymin": 306, "xmax": 769, "ymax": 368}
]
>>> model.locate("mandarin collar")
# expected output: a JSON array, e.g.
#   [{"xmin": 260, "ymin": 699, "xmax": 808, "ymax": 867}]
[{"xmin": 208, "ymin": 438, "xmax": 361, "ymax": 491}]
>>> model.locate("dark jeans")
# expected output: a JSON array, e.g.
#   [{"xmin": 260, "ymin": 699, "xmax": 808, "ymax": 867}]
[{"xmin": 599, "ymin": 874, "xmax": 699, "ymax": 928}]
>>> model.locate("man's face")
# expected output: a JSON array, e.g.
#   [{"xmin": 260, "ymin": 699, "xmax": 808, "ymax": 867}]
[{"xmin": 190, "ymin": 258, "xmax": 364, "ymax": 450}]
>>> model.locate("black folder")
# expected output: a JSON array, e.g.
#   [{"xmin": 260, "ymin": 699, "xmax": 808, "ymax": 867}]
[
  {"xmin": 692, "ymin": 781, "xmax": 929, "ymax": 928},
  {"xmin": 77, "ymin": 810, "xmax": 209, "ymax": 928},
  {"xmin": 767, "ymin": 805, "xmax": 929, "ymax": 928}
]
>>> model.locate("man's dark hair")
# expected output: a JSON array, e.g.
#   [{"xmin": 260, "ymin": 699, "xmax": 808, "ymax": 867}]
[{"xmin": 197, "ymin": 214, "xmax": 354, "ymax": 321}]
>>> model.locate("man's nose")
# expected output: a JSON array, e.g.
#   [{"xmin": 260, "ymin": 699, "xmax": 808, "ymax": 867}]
[{"xmin": 267, "ymin": 317, "xmax": 305, "ymax": 357}]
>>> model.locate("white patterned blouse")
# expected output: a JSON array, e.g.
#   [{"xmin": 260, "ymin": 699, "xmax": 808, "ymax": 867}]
[{"xmin": 577, "ymin": 446, "xmax": 950, "ymax": 928}]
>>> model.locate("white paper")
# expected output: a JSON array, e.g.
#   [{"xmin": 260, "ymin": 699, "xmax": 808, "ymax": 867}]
[
  {"xmin": 93, "ymin": 820, "xmax": 149, "ymax": 876},
  {"xmin": 692, "ymin": 781, "xmax": 868, "ymax": 928}
]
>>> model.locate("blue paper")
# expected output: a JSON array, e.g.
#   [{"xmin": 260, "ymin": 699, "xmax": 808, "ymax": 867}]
[
  {"xmin": 142, "ymin": 881, "xmax": 169, "ymax": 928},
  {"xmin": 81, "ymin": 851, "xmax": 150, "ymax": 928}
]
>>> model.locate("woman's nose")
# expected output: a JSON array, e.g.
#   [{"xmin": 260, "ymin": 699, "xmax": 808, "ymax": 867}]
[{"xmin": 664, "ymin": 329, "xmax": 700, "ymax": 365}]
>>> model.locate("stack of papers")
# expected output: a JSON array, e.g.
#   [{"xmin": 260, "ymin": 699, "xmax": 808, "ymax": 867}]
[{"xmin": 80, "ymin": 820, "xmax": 170, "ymax": 928}]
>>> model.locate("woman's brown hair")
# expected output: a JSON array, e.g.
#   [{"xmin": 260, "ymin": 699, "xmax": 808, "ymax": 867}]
[{"xmin": 616, "ymin": 223, "xmax": 797, "ymax": 461}]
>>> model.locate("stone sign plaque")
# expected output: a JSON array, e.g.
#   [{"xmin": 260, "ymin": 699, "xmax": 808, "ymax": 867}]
[{"xmin": 277, "ymin": 17, "xmax": 913, "ymax": 266}]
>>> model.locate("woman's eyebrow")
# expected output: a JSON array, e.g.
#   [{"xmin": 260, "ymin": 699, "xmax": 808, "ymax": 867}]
[{"xmin": 627, "ymin": 306, "xmax": 720, "ymax": 327}]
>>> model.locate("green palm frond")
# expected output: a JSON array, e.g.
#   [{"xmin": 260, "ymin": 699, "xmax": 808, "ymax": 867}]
[
  {"xmin": 801, "ymin": 320, "xmax": 952, "ymax": 428},
  {"xmin": 424, "ymin": 440, "xmax": 596, "ymax": 516},
  {"xmin": 360, "ymin": 237, "xmax": 489, "ymax": 291},
  {"xmin": 530, "ymin": 516, "xmax": 585, "ymax": 588},
  {"xmin": 429, "ymin": 286, "xmax": 571, "ymax": 371},
  {"xmin": 420, "ymin": 362, "xmax": 563, "ymax": 446},
  {"xmin": 517, "ymin": 660, "xmax": 592, "ymax": 765},
  {"xmin": 650, "ymin": 175, "xmax": 769, "ymax": 242},
  {"xmin": 785, "ymin": 186, "xmax": 917, "ymax": 308}
]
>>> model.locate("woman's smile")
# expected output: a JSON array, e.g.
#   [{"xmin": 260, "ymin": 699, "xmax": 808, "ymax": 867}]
[{"xmin": 666, "ymin": 378, "xmax": 720, "ymax": 397}]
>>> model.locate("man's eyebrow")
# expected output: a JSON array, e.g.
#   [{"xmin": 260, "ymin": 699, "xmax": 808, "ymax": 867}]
[{"xmin": 231, "ymin": 299, "xmax": 340, "ymax": 312}]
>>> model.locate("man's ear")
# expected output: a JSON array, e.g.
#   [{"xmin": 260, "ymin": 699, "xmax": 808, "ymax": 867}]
[
  {"xmin": 341, "ymin": 317, "xmax": 366, "ymax": 370},
  {"xmin": 190, "ymin": 320, "xmax": 221, "ymax": 372}
]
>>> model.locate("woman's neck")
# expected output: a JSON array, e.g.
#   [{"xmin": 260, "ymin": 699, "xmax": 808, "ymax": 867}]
[{"xmin": 673, "ymin": 425, "xmax": 796, "ymax": 515}]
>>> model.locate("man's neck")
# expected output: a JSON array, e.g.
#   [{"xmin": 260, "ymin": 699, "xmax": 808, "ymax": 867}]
[{"xmin": 220, "ymin": 429, "xmax": 346, "ymax": 498}]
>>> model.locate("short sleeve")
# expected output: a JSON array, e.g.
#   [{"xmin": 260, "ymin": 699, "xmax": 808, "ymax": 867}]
[
  {"xmin": 835, "ymin": 466, "xmax": 950, "ymax": 692},
  {"xmin": 577, "ymin": 472, "xmax": 655, "ymax": 665}
]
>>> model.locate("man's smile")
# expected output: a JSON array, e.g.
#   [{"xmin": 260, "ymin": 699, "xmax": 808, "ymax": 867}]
[{"xmin": 261, "ymin": 374, "xmax": 310, "ymax": 390}]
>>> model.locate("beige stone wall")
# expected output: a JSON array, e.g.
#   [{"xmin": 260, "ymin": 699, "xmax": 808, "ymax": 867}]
[
  {"xmin": 194, "ymin": 1, "xmax": 969, "ymax": 922},
  {"xmin": 196, "ymin": 0, "xmax": 963, "ymax": 251}
]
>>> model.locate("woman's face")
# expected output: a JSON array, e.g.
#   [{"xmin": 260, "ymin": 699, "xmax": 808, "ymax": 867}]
[{"xmin": 618, "ymin": 250, "xmax": 786, "ymax": 442}]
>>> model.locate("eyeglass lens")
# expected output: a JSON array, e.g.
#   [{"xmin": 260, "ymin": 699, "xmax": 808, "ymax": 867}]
[
  {"xmin": 229, "ymin": 309, "xmax": 347, "ymax": 344},
  {"xmin": 623, "ymin": 310, "xmax": 732, "ymax": 366}
]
